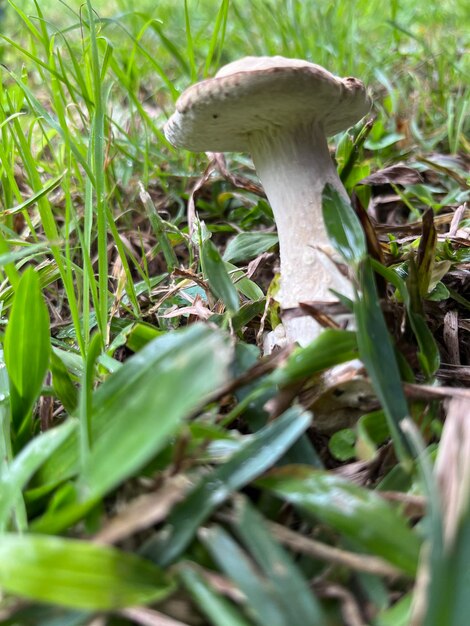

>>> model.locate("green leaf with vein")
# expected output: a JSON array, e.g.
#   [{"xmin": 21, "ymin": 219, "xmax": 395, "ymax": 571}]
[
  {"xmin": 223, "ymin": 232, "xmax": 278, "ymax": 263},
  {"xmin": 322, "ymin": 183, "xmax": 367, "ymax": 264},
  {"xmin": 33, "ymin": 325, "xmax": 231, "ymax": 532},
  {"xmin": 0, "ymin": 420, "xmax": 77, "ymax": 529},
  {"xmin": 0, "ymin": 534, "xmax": 174, "ymax": 610},
  {"xmin": 201, "ymin": 238, "xmax": 240, "ymax": 313},
  {"xmin": 257, "ymin": 465, "xmax": 421, "ymax": 575},
  {"xmin": 4, "ymin": 267, "xmax": 51, "ymax": 441}
]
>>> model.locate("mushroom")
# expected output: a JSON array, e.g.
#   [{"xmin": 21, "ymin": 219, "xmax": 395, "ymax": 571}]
[{"xmin": 165, "ymin": 56, "xmax": 371, "ymax": 346}]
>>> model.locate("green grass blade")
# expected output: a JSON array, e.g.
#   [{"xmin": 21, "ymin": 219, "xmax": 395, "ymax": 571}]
[
  {"xmin": 270, "ymin": 329, "xmax": 358, "ymax": 386},
  {"xmin": 201, "ymin": 525, "xmax": 289, "ymax": 626},
  {"xmin": 258, "ymin": 465, "xmax": 421, "ymax": 575},
  {"xmin": 371, "ymin": 259, "xmax": 440, "ymax": 380},
  {"xmin": 223, "ymin": 232, "xmax": 278, "ymax": 264},
  {"xmin": 322, "ymin": 182, "xmax": 367, "ymax": 264},
  {"xmin": 203, "ymin": 0, "xmax": 230, "ymax": 76},
  {"xmin": 4, "ymin": 170, "xmax": 67, "ymax": 215},
  {"xmin": 184, "ymin": 0, "xmax": 197, "ymax": 82},
  {"xmin": 147, "ymin": 406, "xmax": 311, "ymax": 567},
  {"xmin": 79, "ymin": 324, "xmax": 232, "ymax": 499},
  {"xmin": 231, "ymin": 497, "xmax": 327, "ymax": 625},
  {"xmin": 355, "ymin": 259, "xmax": 412, "ymax": 460},
  {"xmin": 3, "ymin": 267, "xmax": 51, "ymax": 442},
  {"xmin": 180, "ymin": 564, "xmax": 254, "ymax": 626},
  {"xmin": 201, "ymin": 237, "xmax": 240, "ymax": 314},
  {"xmin": 321, "ymin": 185, "xmax": 412, "ymax": 459},
  {"xmin": 84, "ymin": 1, "xmax": 108, "ymax": 342},
  {"xmin": 0, "ymin": 420, "xmax": 77, "ymax": 529},
  {"xmin": 0, "ymin": 533, "xmax": 175, "ymax": 610}
]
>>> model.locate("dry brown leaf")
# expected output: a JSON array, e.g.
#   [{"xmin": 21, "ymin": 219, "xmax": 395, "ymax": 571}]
[
  {"xmin": 435, "ymin": 397, "xmax": 470, "ymax": 547},
  {"xmin": 94, "ymin": 474, "xmax": 190, "ymax": 544},
  {"xmin": 359, "ymin": 164, "xmax": 423, "ymax": 186}
]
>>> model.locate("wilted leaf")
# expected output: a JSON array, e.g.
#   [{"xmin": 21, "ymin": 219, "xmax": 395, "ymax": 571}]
[
  {"xmin": 359, "ymin": 165, "xmax": 423, "ymax": 186},
  {"xmin": 417, "ymin": 208, "xmax": 437, "ymax": 298}
]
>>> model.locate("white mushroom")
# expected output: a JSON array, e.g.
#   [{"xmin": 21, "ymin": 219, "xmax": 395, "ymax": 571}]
[{"xmin": 165, "ymin": 56, "xmax": 371, "ymax": 346}]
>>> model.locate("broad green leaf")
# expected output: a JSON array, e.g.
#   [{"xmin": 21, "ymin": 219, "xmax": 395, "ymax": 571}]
[
  {"xmin": 180, "ymin": 564, "xmax": 254, "ymax": 626},
  {"xmin": 231, "ymin": 498, "xmax": 326, "ymax": 626},
  {"xmin": 146, "ymin": 407, "xmax": 311, "ymax": 566},
  {"xmin": 230, "ymin": 299, "xmax": 265, "ymax": 332},
  {"xmin": 81, "ymin": 324, "xmax": 232, "ymax": 499},
  {"xmin": 0, "ymin": 420, "xmax": 77, "ymax": 528},
  {"xmin": 322, "ymin": 183, "xmax": 367, "ymax": 264},
  {"xmin": 329, "ymin": 428, "xmax": 356, "ymax": 461},
  {"xmin": 270, "ymin": 329, "xmax": 358, "ymax": 386},
  {"xmin": 4, "ymin": 267, "xmax": 51, "ymax": 439},
  {"xmin": 364, "ymin": 133, "xmax": 405, "ymax": 150},
  {"xmin": 201, "ymin": 238, "xmax": 240, "ymax": 313},
  {"xmin": 36, "ymin": 325, "xmax": 231, "ymax": 504},
  {"xmin": 355, "ymin": 409, "xmax": 390, "ymax": 461},
  {"xmin": 0, "ymin": 534, "xmax": 174, "ymax": 609},
  {"xmin": 257, "ymin": 465, "xmax": 421, "ymax": 575},
  {"xmin": 223, "ymin": 232, "xmax": 278, "ymax": 264}
]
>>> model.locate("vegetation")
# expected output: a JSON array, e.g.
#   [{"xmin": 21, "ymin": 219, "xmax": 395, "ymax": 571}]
[{"xmin": 0, "ymin": 0, "xmax": 469, "ymax": 624}]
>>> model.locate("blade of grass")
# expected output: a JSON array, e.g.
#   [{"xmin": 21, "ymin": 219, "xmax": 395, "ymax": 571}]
[
  {"xmin": 231, "ymin": 497, "xmax": 327, "ymax": 625},
  {"xmin": 3, "ymin": 267, "xmax": 51, "ymax": 445},
  {"xmin": 257, "ymin": 465, "xmax": 421, "ymax": 576},
  {"xmin": 0, "ymin": 420, "xmax": 77, "ymax": 530},
  {"xmin": 180, "ymin": 564, "xmax": 254, "ymax": 626},
  {"xmin": 84, "ymin": 0, "xmax": 108, "ymax": 343},
  {"xmin": 146, "ymin": 406, "xmax": 311, "ymax": 567},
  {"xmin": 0, "ymin": 533, "xmax": 175, "ymax": 610},
  {"xmin": 322, "ymin": 184, "xmax": 412, "ymax": 461}
]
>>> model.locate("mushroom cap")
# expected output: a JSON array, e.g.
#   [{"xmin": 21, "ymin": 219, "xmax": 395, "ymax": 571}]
[{"xmin": 164, "ymin": 56, "xmax": 371, "ymax": 153}]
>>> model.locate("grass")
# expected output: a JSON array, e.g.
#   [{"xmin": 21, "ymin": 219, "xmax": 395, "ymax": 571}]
[{"xmin": 0, "ymin": 0, "xmax": 469, "ymax": 624}]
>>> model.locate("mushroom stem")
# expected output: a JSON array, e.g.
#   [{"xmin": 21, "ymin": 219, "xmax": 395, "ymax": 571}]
[{"xmin": 248, "ymin": 121, "xmax": 352, "ymax": 345}]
